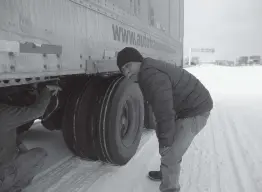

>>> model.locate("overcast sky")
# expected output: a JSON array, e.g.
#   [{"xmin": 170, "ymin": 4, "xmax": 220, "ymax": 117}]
[{"xmin": 184, "ymin": 0, "xmax": 262, "ymax": 60}]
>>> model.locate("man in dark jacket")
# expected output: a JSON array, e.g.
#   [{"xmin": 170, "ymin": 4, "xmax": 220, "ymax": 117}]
[{"xmin": 117, "ymin": 47, "xmax": 213, "ymax": 192}]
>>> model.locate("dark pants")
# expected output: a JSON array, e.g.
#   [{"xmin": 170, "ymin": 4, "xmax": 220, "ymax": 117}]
[{"xmin": 159, "ymin": 112, "xmax": 211, "ymax": 192}]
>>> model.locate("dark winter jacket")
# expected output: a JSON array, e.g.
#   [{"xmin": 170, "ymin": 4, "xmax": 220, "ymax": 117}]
[{"xmin": 138, "ymin": 58, "xmax": 213, "ymax": 148}]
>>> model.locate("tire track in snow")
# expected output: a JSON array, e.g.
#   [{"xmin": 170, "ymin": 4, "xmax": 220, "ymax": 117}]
[
  {"xmin": 180, "ymin": 141, "xmax": 198, "ymax": 191},
  {"xmin": 224, "ymin": 112, "xmax": 258, "ymax": 191},
  {"xmin": 242, "ymin": 114, "xmax": 262, "ymax": 190},
  {"xmin": 239, "ymin": 116, "xmax": 262, "ymax": 190},
  {"xmin": 225, "ymin": 109, "xmax": 261, "ymax": 191},
  {"xmin": 25, "ymin": 157, "xmax": 103, "ymax": 192},
  {"xmin": 242, "ymin": 111, "xmax": 262, "ymax": 148},
  {"xmin": 195, "ymin": 145, "xmax": 205, "ymax": 192},
  {"xmin": 217, "ymin": 107, "xmax": 245, "ymax": 192},
  {"xmin": 25, "ymin": 157, "xmax": 96, "ymax": 192},
  {"xmin": 25, "ymin": 130, "xmax": 154, "ymax": 192},
  {"xmin": 212, "ymin": 106, "xmax": 241, "ymax": 192},
  {"xmin": 187, "ymin": 145, "xmax": 202, "ymax": 192},
  {"xmin": 194, "ymin": 130, "xmax": 213, "ymax": 192},
  {"xmin": 46, "ymin": 162, "xmax": 106, "ymax": 192},
  {"xmin": 208, "ymin": 110, "xmax": 222, "ymax": 192},
  {"xmin": 187, "ymin": 147, "xmax": 201, "ymax": 192}
]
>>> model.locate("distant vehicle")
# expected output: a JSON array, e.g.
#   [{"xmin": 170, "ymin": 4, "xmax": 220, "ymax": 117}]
[
  {"xmin": 216, "ymin": 60, "xmax": 234, "ymax": 66},
  {"xmin": 216, "ymin": 60, "xmax": 224, "ymax": 65},
  {"xmin": 200, "ymin": 60, "xmax": 216, "ymax": 64},
  {"xmin": 185, "ymin": 56, "xmax": 199, "ymax": 65},
  {"xmin": 236, "ymin": 56, "xmax": 249, "ymax": 65},
  {"xmin": 191, "ymin": 57, "xmax": 200, "ymax": 65},
  {"xmin": 249, "ymin": 55, "xmax": 261, "ymax": 64}
]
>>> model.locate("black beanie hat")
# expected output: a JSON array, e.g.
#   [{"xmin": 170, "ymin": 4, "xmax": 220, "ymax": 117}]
[{"xmin": 117, "ymin": 47, "xmax": 143, "ymax": 70}]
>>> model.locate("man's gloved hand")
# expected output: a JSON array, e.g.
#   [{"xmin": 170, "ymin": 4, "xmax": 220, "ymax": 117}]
[{"xmin": 159, "ymin": 146, "xmax": 172, "ymax": 157}]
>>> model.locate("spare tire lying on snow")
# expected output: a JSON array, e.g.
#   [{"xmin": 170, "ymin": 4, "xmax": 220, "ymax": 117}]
[{"xmin": 62, "ymin": 75, "xmax": 144, "ymax": 165}]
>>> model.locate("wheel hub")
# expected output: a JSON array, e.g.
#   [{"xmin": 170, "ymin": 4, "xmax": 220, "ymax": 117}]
[{"xmin": 121, "ymin": 104, "xmax": 129, "ymax": 137}]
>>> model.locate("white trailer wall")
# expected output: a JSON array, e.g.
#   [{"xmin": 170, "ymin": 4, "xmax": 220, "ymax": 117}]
[{"xmin": 170, "ymin": 0, "xmax": 181, "ymax": 40}]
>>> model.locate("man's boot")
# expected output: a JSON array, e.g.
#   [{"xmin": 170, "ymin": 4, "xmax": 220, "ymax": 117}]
[
  {"xmin": 0, "ymin": 147, "xmax": 47, "ymax": 192},
  {"xmin": 148, "ymin": 170, "xmax": 162, "ymax": 181},
  {"xmin": 148, "ymin": 171, "xmax": 181, "ymax": 191}
]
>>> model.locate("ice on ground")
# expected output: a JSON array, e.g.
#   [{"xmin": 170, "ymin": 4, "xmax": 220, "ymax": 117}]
[{"xmin": 24, "ymin": 64, "xmax": 262, "ymax": 192}]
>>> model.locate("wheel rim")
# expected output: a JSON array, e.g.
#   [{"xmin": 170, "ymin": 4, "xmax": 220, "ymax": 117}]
[
  {"xmin": 121, "ymin": 102, "xmax": 129, "ymax": 138},
  {"xmin": 119, "ymin": 98, "xmax": 137, "ymax": 148}
]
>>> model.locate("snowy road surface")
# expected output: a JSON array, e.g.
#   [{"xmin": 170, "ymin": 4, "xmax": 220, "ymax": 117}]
[{"xmin": 23, "ymin": 64, "xmax": 262, "ymax": 192}]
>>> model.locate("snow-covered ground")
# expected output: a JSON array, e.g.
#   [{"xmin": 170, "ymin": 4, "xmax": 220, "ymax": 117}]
[{"xmin": 24, "ymin": 64, "xmax": 262, "ymax": 192}]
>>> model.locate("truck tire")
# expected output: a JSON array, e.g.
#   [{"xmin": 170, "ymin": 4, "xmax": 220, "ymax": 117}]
[
  {"xmin": 94, "ymin": 76, "xmax": 144, "ymax": 165},
  {"xmin": 144, "ymin": 102, "xmax": 156, "ymax": 130},
  {"xmin": 62, "ymin": 82, "xmax": 90, "ymax": 155},
  {"xmin": 62, "ymin": 91, "xmax": 78, "ymax": 154},
  {"xmin": 62, "ymin": 76, "xmax": 103, "ymax": 160},
  {"xmin": 16, "ymin": 120, "xmax": 34, "ymax": 135},
  {"xmin": 62, "ymin": 75, "xmax": 144, "ymax": 165}
]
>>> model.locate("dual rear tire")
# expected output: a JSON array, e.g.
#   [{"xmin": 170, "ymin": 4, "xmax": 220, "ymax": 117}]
[{"xmin": 62, "ymin": 75, "xmax": 144, "ymax": 165}]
